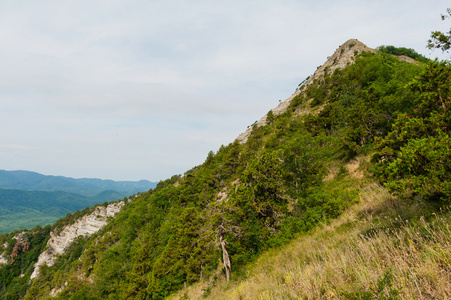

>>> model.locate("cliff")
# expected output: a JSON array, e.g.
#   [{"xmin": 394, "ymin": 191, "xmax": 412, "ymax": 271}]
[{"xmin": 30, "ymin": 202, "xmax": 124, "ymax": 279}]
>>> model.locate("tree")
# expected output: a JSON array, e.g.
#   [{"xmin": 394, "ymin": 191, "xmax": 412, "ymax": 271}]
[
  {"xmin": 377, "ymin": 45, "xmax": 430, "ymax": 63},
  {"xmin": 266, "ymin": 110, "xmax": 275, "ymax": 124},
  {"xmin": 428, "ymin": 8, "xmax": 451, "ymax": 53},
  {"xmin": 372, "ymin": 61, "xmax": 451, "ymax": 202},
  {"xmin": 373, "ymin": 10, "xmax": 451, "ymax": 202},
  {"xmin": 217, "ymin": 224, "xmax": 231, "ymax": 282}
]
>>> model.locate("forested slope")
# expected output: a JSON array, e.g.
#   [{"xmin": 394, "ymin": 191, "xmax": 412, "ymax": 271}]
[{"xmin": 1, "ymin": 37, "xmax": 450, "ymax": 299}]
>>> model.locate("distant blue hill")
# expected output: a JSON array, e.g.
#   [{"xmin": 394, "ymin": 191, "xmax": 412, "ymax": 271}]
[
  {"xmin": 0, "ymin": 170, "xmax": 157, "ymax": 197},
  {"xmin": 0, "ymin": 170, "xmax": 158, "ymax": 234}
]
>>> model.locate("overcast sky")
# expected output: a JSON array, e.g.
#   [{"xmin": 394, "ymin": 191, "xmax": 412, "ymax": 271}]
[{"xmin": 0, "ymin": 0, "xmax": 449, "ymax": 182}]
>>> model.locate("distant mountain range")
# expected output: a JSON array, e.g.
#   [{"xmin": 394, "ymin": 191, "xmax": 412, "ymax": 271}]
[
  {"xmin": 0, "ymin": 170, "xmax": 156, "ymax": 196},
  {"xmin": 0, "ymin": 170, "xmax": 158, "ymax": 233}
]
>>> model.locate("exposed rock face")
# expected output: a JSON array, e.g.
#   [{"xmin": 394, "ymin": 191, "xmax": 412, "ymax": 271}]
[
  {"xmin": 30, "ymin": 202, "xmax": 124, "ymax": 279},
  {"xmin": 236, "ymin": 39, "xmax": 376, "ymax": 143},
  {"xmin": 397, "ymin": 55, "xmax": 419, "ymax": 64},
  {"xmin": 0, "ymin": 242, "xmax": 7, "ymax": 264}
]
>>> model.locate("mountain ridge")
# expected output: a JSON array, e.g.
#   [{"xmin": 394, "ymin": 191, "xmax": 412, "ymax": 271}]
[
  {"xmin": 0, "ymin": 169, "xmax": 157, "ymax": 197},
  {"xmin": 0, "ymin": 170, "xmax": 157, "ymax": 233},
  {"xmin": 1, "ymin": 39, "xmax": 449, "ymax": 299},
  {"xmin": 236, "ymin": 38, "xmax": 376, "ymax": 143},
  {"xmin": 0, "ymin": 188, "xmax": 126, "ymax": 234}
]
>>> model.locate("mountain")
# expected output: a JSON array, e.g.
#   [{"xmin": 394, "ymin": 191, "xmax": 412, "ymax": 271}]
[
  {"xmin": 0, "ymin": 188, "xmax": 127, "ymax": 234},
  {"xmin": 0, "ymin": 170, "xmax": 157, "ymax": 233},
  {"xmin": 1, "ymin": 39, "xmax": 450, "ymax": 299},
  {"xmin": 0, "ymin": 170, "xmax": 157, "ymax": 197}
]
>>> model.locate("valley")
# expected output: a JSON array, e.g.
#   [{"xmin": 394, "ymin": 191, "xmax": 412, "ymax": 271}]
[{"xmin": 0, "ymin": 170, "xmax": 157, "ymax": 233}]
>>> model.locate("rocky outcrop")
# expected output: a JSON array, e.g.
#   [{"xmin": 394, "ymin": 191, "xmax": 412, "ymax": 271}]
[
  {"xmin": 0, "ymin": 254, "xmax": 6, "ymax": 264},
  {"xmin": 236, "ymin": 39, "xmax": 376, "ymax": 143},
  {"xmin": 0, "ymin": 242, "xmax": 7, "ymax": 264},
  {"xmin": 30, "ymin": 202, "xmax": 124, "ymax": 279},
  {"xmin": 397, "ymin": 55, "xmax": 419, "ymax": 64}
]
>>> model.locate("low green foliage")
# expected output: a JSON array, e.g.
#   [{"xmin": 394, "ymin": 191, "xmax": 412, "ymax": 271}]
[
  {"xmin": 373, "ymin": 61, "xmax": 451, "ymax": 202},
  {"xmin": 302, "ymin": 52, "xmax": 422, "ymax": 159},
  {"xmin": 377, "ymin": 45, "xmax": 430, "ymax": 63}
]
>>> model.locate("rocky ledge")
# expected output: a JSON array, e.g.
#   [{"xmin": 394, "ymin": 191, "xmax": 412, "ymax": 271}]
[{"xmin": 30, "ymin": 201, "xmax": 124, "ymax": 279}]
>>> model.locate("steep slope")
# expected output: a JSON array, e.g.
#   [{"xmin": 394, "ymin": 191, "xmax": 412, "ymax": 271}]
[
  {"xmin": 236, "ymin": 39, "xmax": 376, "ymax": 143},
  {"xmin": 30, "ymin": 201, "xmax": 125, "ymax": 279},
  {"xmin": 3, "ymin": 40, "xmax": 444, "ymax": 300},
  {"xmin": 170, "ymin": 184, "xmax": 451, "ymax": 299}
]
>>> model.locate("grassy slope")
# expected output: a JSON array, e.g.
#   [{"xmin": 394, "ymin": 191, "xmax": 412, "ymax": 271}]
[{"xmin": 170, "ymin": 172, "xmax": 451, "ymax": 299}]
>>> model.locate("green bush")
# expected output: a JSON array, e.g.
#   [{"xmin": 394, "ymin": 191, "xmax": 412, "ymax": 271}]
[{"xmin": 373, "ymin": 61, "xmax": 451, "ymax": 202}]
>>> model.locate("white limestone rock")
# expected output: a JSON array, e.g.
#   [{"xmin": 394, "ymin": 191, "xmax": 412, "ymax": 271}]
[
  {"xmin": 0, "ymin": 254, "xmax": 7, "ymax": 264},
  {"xmin": 0, "ymin": 242, "xmax": 7, "ymax": 264},
  {"xmin": 30, "ymin": 201, "xmax": 124, "ymax": 279},
  {"xmin": 236, "ymin": 39, "xmax": 376, "ymax": 144}
]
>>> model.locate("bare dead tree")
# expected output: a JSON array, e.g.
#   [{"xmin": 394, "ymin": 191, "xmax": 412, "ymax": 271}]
[{"xmin": 218, "ymin": 223, "xmax": 231, "ymax": 282}]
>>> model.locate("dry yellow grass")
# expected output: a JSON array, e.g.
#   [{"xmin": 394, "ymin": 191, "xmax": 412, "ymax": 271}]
[{"xmin": 169, "ymin": 183, "xmax": 451, "ymax": 300}]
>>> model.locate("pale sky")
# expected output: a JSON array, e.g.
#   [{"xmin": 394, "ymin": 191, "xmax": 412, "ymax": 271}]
[{"xmin": 0, "ymin": 0, "xmax": 449, "ymax": 181}]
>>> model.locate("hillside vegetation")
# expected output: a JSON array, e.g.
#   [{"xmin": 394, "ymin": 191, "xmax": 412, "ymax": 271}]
[
  {"xmin": 1, "ymin": 37, "xmax": 451, "ymax": 299},
  {"xmin": 170, "ymin": 183, "xmax": 451, "ymax": 299}
]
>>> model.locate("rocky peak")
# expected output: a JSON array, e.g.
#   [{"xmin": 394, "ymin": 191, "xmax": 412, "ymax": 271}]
[{"xmin": 236, "ymin": 39, "xmax": 376, "ymax": 143}]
